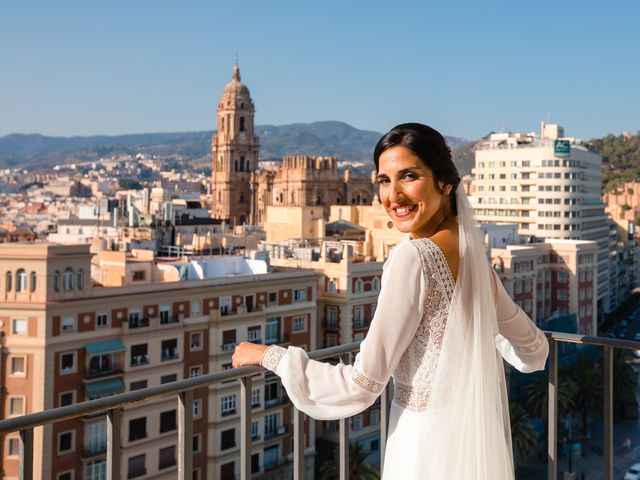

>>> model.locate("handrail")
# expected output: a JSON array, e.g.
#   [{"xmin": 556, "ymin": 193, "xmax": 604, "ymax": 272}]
[{"xmin": 0, "ymin": 341, "xmax": 362, "ymax": 435}]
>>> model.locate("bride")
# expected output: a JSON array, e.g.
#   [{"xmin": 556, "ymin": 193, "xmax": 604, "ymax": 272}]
[{"xmin": 233, "ymin": 123, "xmax": 549, "ymax": 478}]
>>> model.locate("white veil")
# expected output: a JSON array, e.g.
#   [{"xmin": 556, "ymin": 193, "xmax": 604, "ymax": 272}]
[{"xmin": 414, "ymin": 185, "xmax": 514, "ymax": 478}]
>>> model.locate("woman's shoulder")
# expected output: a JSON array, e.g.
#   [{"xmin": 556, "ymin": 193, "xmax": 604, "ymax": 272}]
[{"xmin": 426, "ymin": 226, "xmax": 459, "ymax": 281}]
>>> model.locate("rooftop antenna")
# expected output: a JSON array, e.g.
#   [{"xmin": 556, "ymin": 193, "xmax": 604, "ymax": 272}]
[{"xmin": 235, "ymin": 52, "xmax": 238, "ymax": 67}]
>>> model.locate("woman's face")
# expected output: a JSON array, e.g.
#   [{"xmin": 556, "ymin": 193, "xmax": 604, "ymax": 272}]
[{"xmin": 377, "ymin": 145, "xmax": 451, "ymax": 239}]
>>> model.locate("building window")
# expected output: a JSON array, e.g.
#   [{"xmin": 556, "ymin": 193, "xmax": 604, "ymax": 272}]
[
  {"xmin": 372, "ymin": 277, "xmax": 380, "ymax": 291},
  {"xmin": 248, "ymin": 326, "xmax": 261, "ymax": 342},
  {"xmin": 354, "ymin": 306, "xmax": 364, "ymax": 328},
  {"xmin": 53, "ymin": 270, "xmax": 60, "ymax": 291},
  {"xmin": 265, "ymin": 318, "xmax": 281, "ymax": 345},
  {"xmin": 193, "ymin": 400, "xmax": 201, "ymax": 418},
  {"xmin": 61, "ymin": 315, "xmax": 75, "ymax": 334},
  {"xmin": 58, "ymin": 430, "xmax": 75, "ymax": 454},
  {"xmin": 30, "ymin": 271, "xmax": 37, "ymax": 292},
  {"xmin": 221, "ymin": 394, "xmax": 237, "ymax": 416},
  {"xmin": 16, "ymin": 269, "xmax": 27, "ymax": 292},
  {"xmin": 63, "ymin": 268, "xmax": 74, "ymax": 291},
  {"xmin": 160, "ymin": 410, "xmax": 177, "ymax": 433},
  {"xmin": 268, "ymin": 292, "xmax": 277, "ymax": 305},
  {"xmin": 57, "ymin": 472, "xmax": 73, "ymax": 480},
  {"xmin": 221, "ymin": 428, "xmax": 236, "ymax": 450},
  {"xmin": 371, "ymin": 409, "xmax": 379, "ymax": 425},
  {"xmin": 158, "ymin": 445, "xmax": 176, "ymax": 469},
  {"xmin": 7, "ymin": 438, "xmax": 20, "ymax": 456},
  {"xmin": 191, "ymin": 300, "xmax": 201, "ymax": 316},
  {"xmin": 12, "ymin": 318, "xmax": 27, "ymax": 335},
  {"xmin": 351, "ymin": 415, "xmax": 362, "ymax": 431},
  {"xmin": 189, "ymin": 366, "xmax": 202, "ymax": 378},
  {"xmin": 130, "ymin": 380, "xmax": 147, "ymax": 391},
  {"xmin": 264, "ymin": 413, "xmax": 278, "ymax": 437},
  {"xmin": 132, "ymin": 270, "xmax": 145, "ymax": 281},
  {"xmin": 5, "ymin": 271, "xmax": 12, "ymax": 291},
  {"xmin": 251, "ymin": 388, "xmax": 261, "ymax": 408},
  {"xmin": 76, "ymin": 269, "xmax": 84, "ymax": 290},
  {"xmin": 8, "ymin": 396, "xmax": 25, "ymax": 416},
  {"xmin": 130, "ymin": 344, "xmax": 148, "ymax": 366},
  {"xmin": 193, "ymin": 433, "xmax": 202, "ymax": 453},
  {"xmin": 59, "ymin": 391, "xmax": 75, "ymax": 407},
  {"xmin": 558, "ymin": 271, "xmax": 567, "ymax": 283},
  {"xmin": 127, "ymin": 454, "xmax": 146, "ymax": 479},
  {"xmin": 239, "ymin": 116, "xmax": 245, "ymax": 132},
  {"xmin": 9, "ymin": 356, "xmax": 26, "ymax": 376},
  {"xmin": 293, "ymin": 289, "xmax": 306, "ymax": 302},
  {"xmin": 96, "ymin": 312, "xmax": 109, "ymax": 328},
  {"xmin": 88, "ymin": 353, "xmax": 113, "ymax": 376},
  {"xmin": 161, "ymin": 339, "xmax": 178, "ymax": 361},
  {"xmin": 190, "ymin": 331, "xmax": 202, "ymax": 351},
  {"xmin": 292, "ymin": 316, "xmax": 306, "ymax": 333},
  {"xmin": 161, "ymin": 374, "xmax": 178, "ymax": 384},
  {"xmin": 328, "ymin": 279, "xmax": 337, "ymax": 293},
  {"xmin": 128, "ymin": 309, "xmax": 146, "ymax": 328},
  {"xmin": 327, "ymin": 333, "xmax": 338, "ymax": 347},
  {"xmin": 354, "ymin": 279, "xmax": 363, "ymax": 293},
  {"xmin": 251, "ymin": 421, "xmax": 260, "ymax": 441},
  {"xmin": 264, "ymin": 444, "xmax": 279, "ymax": 469},
  {"xmin": 85, "ymin": 419, "xmax": 106, "ymax": 455},
  {"xmin": 265, "ymin": 381, "xmax": 279, "ymax": 407},
  {"xmin": 84, "ymin": 460, "xmax": 106, "ymax": 480},
  {"xmin": 60, "ymin": 352, "xmax": 76, "ymax": 374},
  {"xmin": 129, "ymin": 417, "xmax": 147, "ymax": 442},
  {"xmin": 326, "ymin": 307, "xmax": 338, "ymax": 327}
]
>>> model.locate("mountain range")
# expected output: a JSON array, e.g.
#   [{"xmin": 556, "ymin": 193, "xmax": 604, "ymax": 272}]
[{"xmin": 0, "ymin": 121, "xmax": 474, "ymax": 173}]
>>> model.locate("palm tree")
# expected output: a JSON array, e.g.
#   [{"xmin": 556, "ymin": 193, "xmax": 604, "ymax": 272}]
[
  {"xmin": 510, "ymin": 402, "xmax": 539, "ymax": 463},
  {"xmin": 612, "ymin": 349, "xmax": 637, "ymax": 418},
  {"xmin": 571, "ymin": 353, "xmax": 602, "ymax": 434},
  {"xmin": 319, "ymin": 443, "xmax": 380, "ymax": 480}
]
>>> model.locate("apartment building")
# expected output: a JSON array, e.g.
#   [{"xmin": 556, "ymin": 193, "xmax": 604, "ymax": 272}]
[
  {"xmin": 472, "ymin": 122, "xmax": 610, "ymax": 317},
  {"xmin": 490, "ymin": 239, "xmax": 598, "ymax": 334},
  {"xmin": 0, "ymin": 243, "xmax": 318, "ymax": 480}
]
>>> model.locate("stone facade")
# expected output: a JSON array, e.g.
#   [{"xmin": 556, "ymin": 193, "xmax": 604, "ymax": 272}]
[{"xmin": 210, "ymin": 66, "xmax": 375, "ymax": 227}]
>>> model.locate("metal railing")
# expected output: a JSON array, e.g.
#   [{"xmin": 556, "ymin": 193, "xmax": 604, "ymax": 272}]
[{"xmin": 0, "ymin": 332, "xmax": 635, "ymax": 479}]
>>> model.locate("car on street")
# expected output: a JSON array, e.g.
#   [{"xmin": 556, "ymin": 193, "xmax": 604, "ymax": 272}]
[{"xmin": 625, "ymin": 463, "xmax": 640, "ymax": 480}]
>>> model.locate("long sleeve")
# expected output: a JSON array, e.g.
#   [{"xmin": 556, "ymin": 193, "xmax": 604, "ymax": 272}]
[
  {"xmin": 260, "ymin": 241, "xmax": 426, "ymax": 420},
  {"xmin": 493, "ymin": 270, "xmax": 549, "ymax": 373}
]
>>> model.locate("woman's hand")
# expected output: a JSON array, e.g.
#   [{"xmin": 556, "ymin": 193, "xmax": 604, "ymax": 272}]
[{"xmin": 232, "ymin": 342, "xmax": 269, "ymax": 368}]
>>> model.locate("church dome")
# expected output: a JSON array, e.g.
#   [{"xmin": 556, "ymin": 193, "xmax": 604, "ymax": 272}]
[{"xmin": 220, "ymin": 65, "xmax": 252, "ymax": 106}]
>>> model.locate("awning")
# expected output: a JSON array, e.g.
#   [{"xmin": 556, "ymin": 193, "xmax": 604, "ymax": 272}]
[
  {"xmin": 85, "ymin": 378, "xmax": 124, "ymax": 399},
  {"xmin": 84, "ymin": 339, "xmax": 126, "ymax": 356}
]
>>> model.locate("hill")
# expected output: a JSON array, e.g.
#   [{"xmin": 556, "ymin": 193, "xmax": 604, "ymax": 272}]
[{"xmin": 0, "ymin": 121, "xmax": 473, "ymax": 173}]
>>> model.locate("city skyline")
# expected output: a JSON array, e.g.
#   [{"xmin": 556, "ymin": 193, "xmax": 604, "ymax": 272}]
[{"xmin": 1, "ymin": 0, "xmax": 639, "ymax": 141}]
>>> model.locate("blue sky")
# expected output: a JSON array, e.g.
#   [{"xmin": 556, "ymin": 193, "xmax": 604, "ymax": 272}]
[{"xmin": 1, "ymin": 0, "xmax": 638, "ymax": 140}]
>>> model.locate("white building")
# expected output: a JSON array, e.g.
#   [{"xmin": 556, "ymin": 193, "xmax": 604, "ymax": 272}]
[{"xmin": 472, "ymin": 122, "xmax": 610, "ymax": 318}]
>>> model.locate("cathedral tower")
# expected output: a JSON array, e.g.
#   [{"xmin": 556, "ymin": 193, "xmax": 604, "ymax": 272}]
[{"xmin": 211, "ymin": 65, "xmax": 260, "ymax": 225}]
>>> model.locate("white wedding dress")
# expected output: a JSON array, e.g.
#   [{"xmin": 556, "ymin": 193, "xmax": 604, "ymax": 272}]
[{"xmin": 261, "ymin": 192, "xmax": 549, "ymax": 479}]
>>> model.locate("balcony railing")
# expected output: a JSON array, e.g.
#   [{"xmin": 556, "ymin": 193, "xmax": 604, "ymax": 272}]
[{"xmin": 0, "ymin": 332, "xmax": 632, "ymax": 480}]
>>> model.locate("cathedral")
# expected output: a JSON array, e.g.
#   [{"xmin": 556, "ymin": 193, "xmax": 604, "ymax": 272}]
[{"xmin": 210, "ymin": 65, "xmax": 375, "ymax": 226}]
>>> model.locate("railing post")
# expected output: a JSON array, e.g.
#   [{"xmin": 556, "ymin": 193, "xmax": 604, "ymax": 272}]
[
  {"xmin": 106, "ymin": 408, "xmax": 122, "ymax": 480},
  {"xmin": 547, "ymin": 338, "xmax": 557, "ymax": 480},
  {"xmin": 604, "ymin": 346, "xmax": 613, "ymax": 480},
  {"xmin": 178, "ymin": 390, "xmax": 194, "ymax": 480},
  {"xmin": 380, "ymin": 382, "xmax": 391, "ymax": 475},
  {"xmin": 293, "ymin": 407, "xmax": 305, "ymax": 479},
  {"xmin": 19, "ymin": 427, "xmax": 33, "ymax": 480},
  {"xmin": 338, "ymin": 353, "xmax": 350, "ymax": 480},
  {"xmin": 240, "ymin": 376, "xmax": 252, "ymax": 480}
]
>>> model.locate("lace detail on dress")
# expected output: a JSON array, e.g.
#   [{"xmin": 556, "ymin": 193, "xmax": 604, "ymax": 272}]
[
  {"xmin": 351, "ymin": 368, "xmax": 385, "ymax": 394},
  {"xmin": 514, "ymin": 330, "xmax": 546, "ymax": 354},
  {"xmin": 392, "ymin": 238, "xmax": 456, "ymax": 410},
  {"xmin": 261, "ymin": 345, "xmax": 287, "ymax": 372}
]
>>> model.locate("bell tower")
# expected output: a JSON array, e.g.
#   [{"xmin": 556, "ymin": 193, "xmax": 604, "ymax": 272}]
[{"xmin": 211, "ymin": 64, "xmax": 260, "ymax": 225}]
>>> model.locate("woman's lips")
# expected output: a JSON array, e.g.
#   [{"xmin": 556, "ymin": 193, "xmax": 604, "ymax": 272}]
[{"xmin": 393, "ymin": 204, "xmax": 417, "ymax": 218}]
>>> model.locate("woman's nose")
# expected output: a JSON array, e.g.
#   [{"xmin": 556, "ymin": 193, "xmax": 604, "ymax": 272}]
[{"xmin": 388, "ymin": 181, "xmax": 405, "ymax": 203}]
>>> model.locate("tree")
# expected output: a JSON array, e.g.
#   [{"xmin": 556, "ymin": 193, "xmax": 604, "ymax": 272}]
[
  {"xmin": 570, "ymin": 354, "xmax": 602, "ymax": 434},
  {"xmin": 319, "ymin": 443, "xmax": 380, "ymax": 480},
  {"xmin": 510, "ymin": 402, "xmax": 539, "ymax": 464},
  {"xmin": 612, "ymin": 349, "xmax": 637, "ymax": 418}
]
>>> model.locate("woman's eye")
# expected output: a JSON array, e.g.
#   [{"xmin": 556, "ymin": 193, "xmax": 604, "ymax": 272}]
[
  {"xmin": 402, "ymin": 173, "xmax": 416, "ymax": 180},
  {"xmin": 377, "ymin": 178, "xmax": 389, "ymax": 185}
]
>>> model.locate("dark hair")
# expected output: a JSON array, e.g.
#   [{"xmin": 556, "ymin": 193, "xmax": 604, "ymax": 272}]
[{"xmin": 373, "ymin": 123, "xmax": 461, "ymax": 216}]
